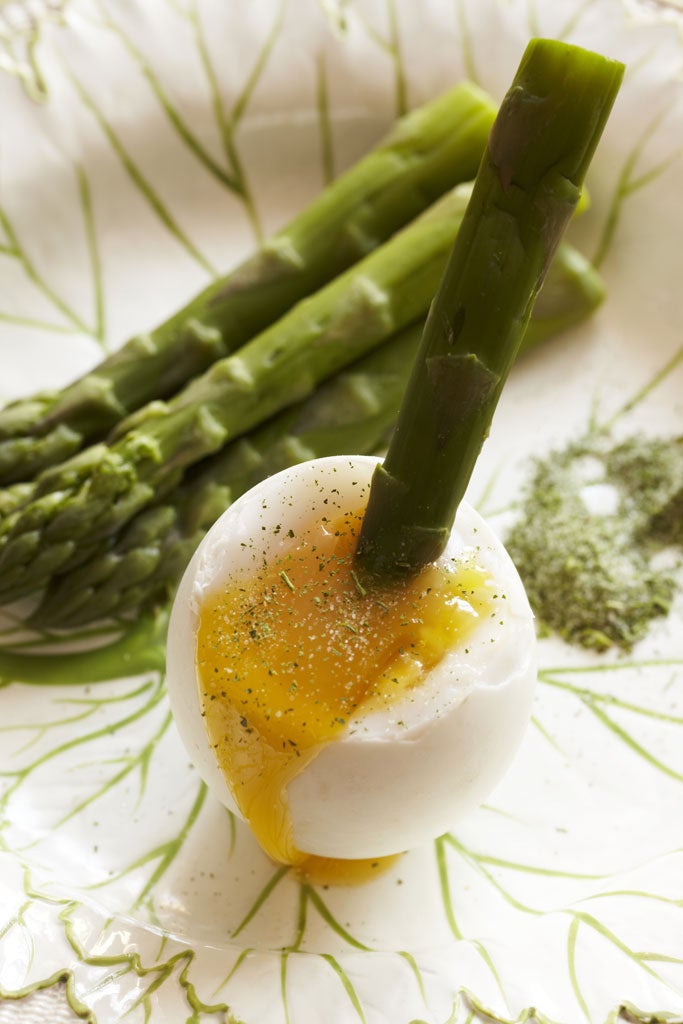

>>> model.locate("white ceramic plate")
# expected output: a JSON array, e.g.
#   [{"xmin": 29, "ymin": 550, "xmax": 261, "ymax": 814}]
[{"xmin": 0, "ymin": 1, "xmax": 682, "ymax": 1021}]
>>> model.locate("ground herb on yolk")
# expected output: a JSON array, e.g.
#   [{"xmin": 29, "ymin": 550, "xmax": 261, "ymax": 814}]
[
  {"xmin": 506, "ymin": 431, "xmax": 683, "ymax": 652},
  {"xmin": 195, "ymin": 505, "xmax": 491, "ymax": 865}
]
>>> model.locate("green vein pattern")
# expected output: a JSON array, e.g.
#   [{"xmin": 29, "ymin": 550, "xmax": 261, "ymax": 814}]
[{"xmin": 0, "ymin": 0, "xmax": 682, "ymax": 1022}]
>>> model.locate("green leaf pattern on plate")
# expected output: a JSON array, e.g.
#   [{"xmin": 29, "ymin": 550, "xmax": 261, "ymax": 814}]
[{"xmin": 0, "ymin": 0, "xmax": 682, "ymax": 1021}]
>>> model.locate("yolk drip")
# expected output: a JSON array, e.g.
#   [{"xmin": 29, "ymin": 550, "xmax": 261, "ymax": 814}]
[{"xmin": 195, "ymin": 506, "xmax": 491, "ymax": 870}]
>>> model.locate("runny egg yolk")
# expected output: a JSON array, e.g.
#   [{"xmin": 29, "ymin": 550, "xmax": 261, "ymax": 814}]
[{"xmin": 195, "ymin": 506, "xmax": 491, "ymax": 874}]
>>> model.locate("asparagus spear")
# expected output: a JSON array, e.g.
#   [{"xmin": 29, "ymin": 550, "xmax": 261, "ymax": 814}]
[
  {"xmin": 32, "ymin": 240, "xmax": 605, "ymax": 628},
  {"xmin": 0, "ymin": 83, "xmax": 496, "ymax": 486},
  {"xmin": 355, "ymin": 38, "xmax": 624, "ymax": 577},
  {"xmin": 0, "ymin": 184, "xmax": 477, "ymax": 603},
  {"xmin": 31, "ymin": 326, "xmax": 421, "ymax": 627}
]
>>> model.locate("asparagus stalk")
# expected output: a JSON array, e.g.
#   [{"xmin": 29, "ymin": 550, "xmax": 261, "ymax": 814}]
[
  {"xmin": 31, "ymin": 326, "xmax": 421, "ymax": 627},
  {"xmin": 32, "ymin": 240, "xmax": 604, "ymax": 628},
  {"xmin": 355, "ymin": 38, "xmax": 624, "ymax": 577},
  {"xmin": 0, "ymin": 184, "xmax": 477, "ymax": 603},
  {"xmin": 0, "ymin": 83, "xmax": 496, "ymax": 486}
]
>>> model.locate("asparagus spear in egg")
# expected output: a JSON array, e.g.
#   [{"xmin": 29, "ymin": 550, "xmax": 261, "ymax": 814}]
[{"xmin": 355, "ymin": 38, "xmax": 624, "ymax": 577}]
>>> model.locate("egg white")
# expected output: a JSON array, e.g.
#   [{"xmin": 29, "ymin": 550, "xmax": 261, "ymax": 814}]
[{"xmin": 166, "ymin": 455, "xmax": 536, "ymax": 859}]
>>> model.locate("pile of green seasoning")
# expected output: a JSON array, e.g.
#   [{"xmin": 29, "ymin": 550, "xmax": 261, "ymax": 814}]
[{"xmin": 506, "ymin": 431, "xmax": 683, "ymax": 651}]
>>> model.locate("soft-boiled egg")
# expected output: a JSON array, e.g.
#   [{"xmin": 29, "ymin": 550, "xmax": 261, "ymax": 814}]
[{"xmin": 166, "ymin": 455, "xmax": 536, "ymax": 871}]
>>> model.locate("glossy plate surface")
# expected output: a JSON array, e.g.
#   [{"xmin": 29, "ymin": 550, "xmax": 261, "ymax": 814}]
[{"xmin": 0, "ymin": 1, "xmax": 682, "ymax": 1021}]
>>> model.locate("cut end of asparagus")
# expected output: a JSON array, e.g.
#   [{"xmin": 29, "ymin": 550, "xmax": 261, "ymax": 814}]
[
  {"xmin": 490, "ymin": 39, "xmax": 624, "ymax": 194},
  {"xmin": 355, "ymin": 38, "xmax": 624, "ymax": 580}
]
